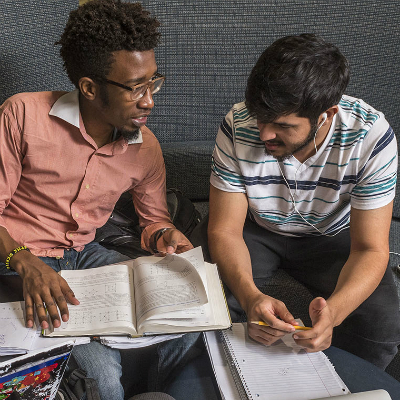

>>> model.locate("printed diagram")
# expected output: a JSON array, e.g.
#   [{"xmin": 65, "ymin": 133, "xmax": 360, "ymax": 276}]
[
  {"xmin": 136, "ymin": 258, "xmax": 192, "ymax": 288},
  {"xmin": 80, "ymin": 282, "xmax": 117, "ymax": 298},
  {"xmin": 98, "ymin": 309, "xmax": 129, "ymax": 322},
  {"xmin": 69, "ymin": 308, "xmax": 130, "ymax": 326}
]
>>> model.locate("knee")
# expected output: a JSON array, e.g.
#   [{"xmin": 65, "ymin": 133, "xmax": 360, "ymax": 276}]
[{"xmin": 72, "ymin": 342, "xmax": 124, "ymax": 399}]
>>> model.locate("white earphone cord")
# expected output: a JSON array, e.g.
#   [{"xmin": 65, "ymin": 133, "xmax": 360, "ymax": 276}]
[{"xmin": 277, "ymin": 113, "xmax": 349, "ymax": 237}]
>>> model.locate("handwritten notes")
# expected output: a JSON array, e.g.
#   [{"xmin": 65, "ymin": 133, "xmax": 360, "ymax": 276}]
[{"xmin": 221, "ymin": 323, "xmax": 349, "ymax": 400}]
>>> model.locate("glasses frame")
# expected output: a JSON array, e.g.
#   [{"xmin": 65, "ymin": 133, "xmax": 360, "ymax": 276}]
[{"xmin": 103, "ymin": 72, "xmax": 166, "ymax": 101}]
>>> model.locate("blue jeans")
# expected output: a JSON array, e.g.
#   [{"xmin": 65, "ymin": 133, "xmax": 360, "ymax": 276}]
[{"xmin": 0, "ymin": 242, "xmax": 201, "ymax": 400}]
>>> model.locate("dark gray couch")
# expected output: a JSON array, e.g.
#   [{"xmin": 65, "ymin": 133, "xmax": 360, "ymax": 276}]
[{"xmin": 1, "ymin": 0, "xmax": 399, "ymax": 381}]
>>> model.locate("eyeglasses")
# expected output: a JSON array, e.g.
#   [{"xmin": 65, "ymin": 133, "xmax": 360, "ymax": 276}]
[{"xmin": 104, "ymin": 73, "xmax": 165, "ymax": 101}]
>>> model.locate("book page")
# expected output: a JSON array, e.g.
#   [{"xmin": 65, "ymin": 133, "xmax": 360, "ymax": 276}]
[
  {"xmin": 0, "ymin": 301, "xmax": 37, "ymax": 355},
  {"xmin": 146, "ymin": 260, "xmax": 228, "ymax": 330},
  {"xmin": 132, "ymin": 248, "xmax": 207, "ymax": 329},
  {"xmin": 143, "ymin": 247, "xmax": 210, "ymax": 325},
  {"xmin": 222, "ymin": 323, "xmax": 349, "ymax": 400},
  {"xmin": 47, "ymin": 262, "xmax": 137, "ymax": 336}
]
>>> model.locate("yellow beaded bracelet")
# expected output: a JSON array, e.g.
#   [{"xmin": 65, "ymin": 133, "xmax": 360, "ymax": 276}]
[{"xmin": 5, "ymin": 245, "xmax": 30, "ymax": 270}]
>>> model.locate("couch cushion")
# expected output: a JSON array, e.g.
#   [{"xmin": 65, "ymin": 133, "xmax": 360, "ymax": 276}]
[{"xmin": 161, "ymin": 141, "xmax": 214, "ymax": 200}]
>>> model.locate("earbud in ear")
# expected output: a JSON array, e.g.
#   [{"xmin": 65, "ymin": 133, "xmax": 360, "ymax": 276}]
[{"xmin": 317, "ymin": 112, "xmax": 328, "ymax": 130}]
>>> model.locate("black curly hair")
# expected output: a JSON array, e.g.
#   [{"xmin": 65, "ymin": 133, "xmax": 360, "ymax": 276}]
[{"xmin": 57, "ymin": 0, "xmax": 161, "ymax": 88}]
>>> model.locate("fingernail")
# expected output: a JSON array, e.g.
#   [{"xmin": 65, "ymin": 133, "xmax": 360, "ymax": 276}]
[
  {"xmin": 62, "ymin": 314, "xmax": 69, "ymax": 322},
  {"xmin": 293, "ymin": 334, "xmax": 299, "ymax": 339}
]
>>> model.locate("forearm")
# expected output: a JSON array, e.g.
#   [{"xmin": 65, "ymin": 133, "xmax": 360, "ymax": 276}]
[
  {"xmin": 327, "ymin": 249, "xmax": 388, "ymax": 326},
  {"xmin": 208, "ymin": 229, "xmax": 260, "ymax": 311}
]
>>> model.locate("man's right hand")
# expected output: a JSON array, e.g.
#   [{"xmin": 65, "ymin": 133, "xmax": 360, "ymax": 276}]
[
  {"xmin": 10, "ymin": 251, "xmax": 79, "ymax": 330},
  {"xmin": 245, "ymin": 291, "xmax": 298, "ymax": 346}
]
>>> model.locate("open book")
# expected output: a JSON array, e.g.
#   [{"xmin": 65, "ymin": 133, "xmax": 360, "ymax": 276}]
[{"xmin": 43, "ymin": 247, "xmax": 231, "ymax": 337}]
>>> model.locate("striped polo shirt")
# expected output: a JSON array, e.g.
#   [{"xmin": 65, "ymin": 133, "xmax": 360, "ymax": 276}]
[{"xmin": 210, "ymin": 95, "xmax": 398, "ymax": 236}]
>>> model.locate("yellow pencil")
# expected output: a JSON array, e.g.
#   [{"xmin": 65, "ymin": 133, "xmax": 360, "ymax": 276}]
[{"xmin": 250, "ymin": 321, "xmax": 312, "ymax": 330}]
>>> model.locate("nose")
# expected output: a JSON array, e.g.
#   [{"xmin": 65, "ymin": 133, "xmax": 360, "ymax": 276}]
[
  {"xmin": 137, "ymin": 87, "xmax": 155, "ymax": 109},
  {"xmin": 258, "ymin": 122, "xmax": 276, "ymax": 141}
]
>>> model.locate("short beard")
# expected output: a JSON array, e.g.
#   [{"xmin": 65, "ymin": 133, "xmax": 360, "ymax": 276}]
[
  {"xmin": 118, "ymin": 128, "xmax": 140, "ymax": 142},
  {"xmin": 265, "ymin": 122, "xmax": 318, "ymax": 161}
]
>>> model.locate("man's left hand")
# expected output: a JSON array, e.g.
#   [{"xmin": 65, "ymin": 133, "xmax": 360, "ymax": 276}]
[
  {"xmin": 156, "ymin": 228, "xmax": 193, "ymax": 254},
  {"xmin": 292, "ymin": 297, "xmax": 335, "ymax": 352}
]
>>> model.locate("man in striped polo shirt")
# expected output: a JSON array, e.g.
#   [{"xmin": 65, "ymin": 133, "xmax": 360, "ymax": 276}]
[{"xmin": 207, "ymin": 34, "xmax": 400, "ymax": 369}]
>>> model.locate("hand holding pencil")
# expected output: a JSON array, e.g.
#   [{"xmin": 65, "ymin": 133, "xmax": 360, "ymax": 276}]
[{"xmin": 251, "ymin": 320, "xmax": 312, "ymax": 330}]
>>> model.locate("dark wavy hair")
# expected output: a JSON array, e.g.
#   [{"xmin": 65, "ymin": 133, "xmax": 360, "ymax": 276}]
[
  {"xmin": 57, "ymin": 0, "xmax": 161, "ymax": 88},
  {"xmin": 245, "ymin": 34, "xmax": 350, "ymax": 125}
]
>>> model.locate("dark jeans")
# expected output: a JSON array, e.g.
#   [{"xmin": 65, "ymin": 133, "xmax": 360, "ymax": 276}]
[{"xmin": 191, "ymin": 216, "xmax": 400, "ymax": 369}]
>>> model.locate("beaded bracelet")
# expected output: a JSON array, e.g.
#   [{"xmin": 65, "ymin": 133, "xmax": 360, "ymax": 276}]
[
  {"xmin": 150, "ymin": 228, "xmax": 171, "ymax": 253},
  {"xmin": 5, "ymin": 245, "xmax": 30, "ymax": 270}
]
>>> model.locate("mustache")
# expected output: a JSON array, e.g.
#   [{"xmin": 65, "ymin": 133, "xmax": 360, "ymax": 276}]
[{"xmin": 265, "ymin": 140, "xmax": 284, "ymax": 145}]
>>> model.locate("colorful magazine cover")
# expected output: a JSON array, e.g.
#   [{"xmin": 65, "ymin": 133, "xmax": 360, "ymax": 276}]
[{"xmin": 0, "ymin": 343, "xmax": 73, "ymax": 400}]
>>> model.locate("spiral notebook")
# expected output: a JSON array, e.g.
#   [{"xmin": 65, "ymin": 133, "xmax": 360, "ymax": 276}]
[{"xmin": 210, "ymin": 322, "xmax": 350, "ymax": 400}]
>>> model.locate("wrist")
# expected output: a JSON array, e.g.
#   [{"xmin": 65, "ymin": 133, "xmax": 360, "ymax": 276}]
[
  {"xmin": 150, "ymin": 228, "xmax": 172, "ymax": 253},
  {"xmin": 325, "ymin": 298, "xmax": 343, "ymax": 327},
  {"xmin": 235, "ymin": 282, "xmax": 262, "ymax": 312},
  {"xmin": 5, "ymin": 246, "xmax": 30, "ymax": 271}
]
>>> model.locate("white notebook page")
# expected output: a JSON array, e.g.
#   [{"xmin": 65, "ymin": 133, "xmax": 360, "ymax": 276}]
[{"xmin": 222, "ymin": 323, "xmax": 349, "ymax": 400}]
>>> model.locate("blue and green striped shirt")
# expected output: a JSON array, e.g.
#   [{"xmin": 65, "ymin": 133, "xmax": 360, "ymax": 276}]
[{"xmin": 210, "ymin": 96, "xmax": 397, "ymax": 236}]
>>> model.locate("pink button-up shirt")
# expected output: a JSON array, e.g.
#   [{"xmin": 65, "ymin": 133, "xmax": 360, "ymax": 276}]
[{"xmin": 0, "ymin": 90, "xmax": 174, "ymax": 257}]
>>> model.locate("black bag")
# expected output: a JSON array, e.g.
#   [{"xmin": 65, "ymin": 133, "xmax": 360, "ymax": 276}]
[
  {"xmin": 95, "ymin": 188, "xmax": 202, "ymax": 259},
  {"xmin": 55, "ymin": 368, "xmax": 101, "ymax": 400}
]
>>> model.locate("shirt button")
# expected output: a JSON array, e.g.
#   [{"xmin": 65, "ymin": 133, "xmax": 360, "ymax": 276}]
[
  {"xmin": 55, "ymin": 256, "xmax": 61, "ymax": 259},
  {"xmin": 75, "ymin": 213, "xmax": 79, "ymax": 218},
  {"xmin": 85, "ymin": 184, "xmax": 90, "ymax": 189}
]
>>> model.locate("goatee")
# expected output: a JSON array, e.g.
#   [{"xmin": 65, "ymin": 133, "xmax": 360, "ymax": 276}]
[{"xmin": 118, "ymin": 128, "xmax": 140, "ymax": 142}]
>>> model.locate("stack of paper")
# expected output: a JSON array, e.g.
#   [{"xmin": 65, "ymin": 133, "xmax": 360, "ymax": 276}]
[{"xmin": 99, "ymin": 333, "xmax": 183, "ymax": 349}]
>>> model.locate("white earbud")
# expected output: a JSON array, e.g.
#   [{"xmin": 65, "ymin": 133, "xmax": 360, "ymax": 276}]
[
  {"xmin": 313, "ymin": 112, "xmax": 328, "ymax": 154},
  {"xmin": 319, "ymin": 112, "xmax": 328, "ymax": 128}
]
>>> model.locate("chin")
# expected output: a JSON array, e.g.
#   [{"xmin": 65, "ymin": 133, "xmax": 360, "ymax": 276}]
[
  {"xmin": 265, "ymin": 148, "xmax": 291, "ymax": 161},
  {"xmin": 119, "ymin": 127, "xmax": 140, "ymax": 141}
]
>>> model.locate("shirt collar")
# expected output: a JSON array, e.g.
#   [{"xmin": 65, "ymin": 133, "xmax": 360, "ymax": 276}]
[{"xmin": 49, "ymin": 89, "xmax": 143, "ymax": 144}]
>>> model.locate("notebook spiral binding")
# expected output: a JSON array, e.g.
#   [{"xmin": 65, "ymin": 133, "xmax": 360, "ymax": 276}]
[{"xmin": 219, "ymin": 329, "xmax": 252, "ymax": 400}]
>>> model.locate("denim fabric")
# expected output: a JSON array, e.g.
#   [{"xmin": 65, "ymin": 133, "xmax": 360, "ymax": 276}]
[
  {"xmin": 72, "ymin": 340, "xmax": 124, "ymax": 399},
  {"xmin": 324, "ymin": 346, "xmax": 400, "ymax": 400},
  {"xmin": 148, "ymin": 332, "xmax": 203, "ymax": 392}
]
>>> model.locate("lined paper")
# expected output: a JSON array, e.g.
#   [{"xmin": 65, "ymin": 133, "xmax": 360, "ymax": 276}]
[{"xmin": 222, "ymin": 323, "xmax": 349, "ymax": 400}]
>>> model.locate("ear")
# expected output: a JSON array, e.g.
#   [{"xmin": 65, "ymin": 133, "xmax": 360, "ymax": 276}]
[
  {"xmin": 78, "ymin": 77, "xmax": 99, "ymax": 101},
  {"xmin": 322, "ymin": 105, "xmax": 339, "ymax": 123}
]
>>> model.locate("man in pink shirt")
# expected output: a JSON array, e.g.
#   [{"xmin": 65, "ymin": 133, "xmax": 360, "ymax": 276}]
[{"xmin": 0, "ymin": 1, "xmax": 194, "ymax": 398}]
